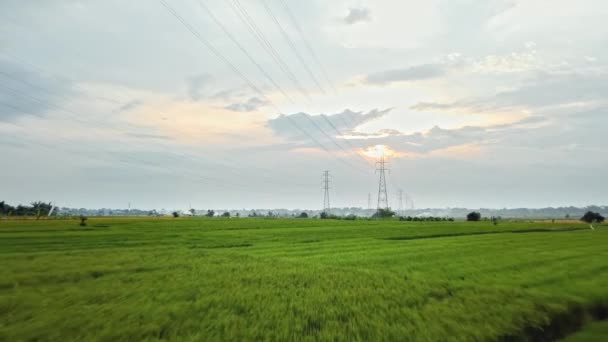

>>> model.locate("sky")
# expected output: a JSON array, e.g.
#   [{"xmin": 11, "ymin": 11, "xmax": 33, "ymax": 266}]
[{"xmin": 0, "ymin": 0, "xmax": 607, "ymax": 210}]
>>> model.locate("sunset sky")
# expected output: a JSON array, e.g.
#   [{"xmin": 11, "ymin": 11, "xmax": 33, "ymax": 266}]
[{"xmin": 1, "ymin": 0, "xmax": 606, "ymax": 210}]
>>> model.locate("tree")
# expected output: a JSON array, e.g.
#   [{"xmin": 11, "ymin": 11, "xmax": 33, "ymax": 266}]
[
  {"xmin": 372, "ymin": 208, "xmax": 395, "ymax": 219},
  {"xmin": 467, "ymin": 212, "xmax": 481, "ymax": 221},
  {"xmin": 31, "ymin": 201, "xmax": 52, "ymax": 219},
  {"xmin": 79, "ymin": 215, "xmax": 88, "ymax": 226},
  {"xmin": 221, "ymin": 212, "xmax": 230, "ymax": 217},
  {"xmin": 172, "ymin": 211, "xmax": 180, "ymax": 218},
  {"xmin": 320, "ymin": 211, "xmax": 328, "ymax": 219},
  {"xmin": 581, "ymin": 211, "xmax": 605, "ymax": 223},
  {"xmin": 206, "ymin": 210, "xmax": 215, "ymax": 217},
  {"xmin": 0, "ymin": 201, "xmax": 14, "ymax": 216},
  {"xmin": 298, "ymin": 212, "xmax": 308, "ymax": 218},
  {"xmin": 189, "ymin": 208, "xmax": 195, "ymax": 216}
]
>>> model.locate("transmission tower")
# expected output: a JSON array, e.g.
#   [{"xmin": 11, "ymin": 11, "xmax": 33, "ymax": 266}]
[
  {"xmin": 322, "ymin": 170, "xmax": 331, "ymax": 213},
  {"xmin": 367, "ymin": 193, "xmax": 371, "ymax": 210},
  {"xmin": 376, "ymin": 155, "xmax": 389, "ymax": 211},
  {"xmin": 397, "ymin": 189, "xmax": 404, "ymax": 215}
]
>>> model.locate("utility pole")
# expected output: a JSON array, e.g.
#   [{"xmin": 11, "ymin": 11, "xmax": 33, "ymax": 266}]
[
  {"xmin": 323, "ymin": 170, "xmax": 331, "ymax": 214},
  {"xmin": 376, "ymin": 154, "xmax": 389, "ymax": 211}
]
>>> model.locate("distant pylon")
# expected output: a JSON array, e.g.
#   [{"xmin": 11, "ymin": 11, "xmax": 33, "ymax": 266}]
[
  {"xmin": 397, "ymin": 189, "xmax": 404, "ymax": 215},
  {"xmin": 376, "ymin": 154, "xmax": 389, "ymax": 211},
  {"xmin": 367, "ymin": 193, "xmax": 371, "ymax": 210},
  {"xmin": 405, "ymin": 194, "xmax": 415, "ymax": 209},
  {"xmin": 323, "ymin": 170, "xmax": 331, "ymax": 213}
]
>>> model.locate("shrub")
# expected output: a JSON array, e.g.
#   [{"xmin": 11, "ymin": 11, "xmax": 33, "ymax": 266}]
[
  {"xmin": 298, "ymin": 212, "xmax": 309, "ymax": 218},
  {"xmin": 467, "ymin": 212, "xmax": 481, "ymax": 221},
  {"xmin": 221, "ymin": 212, "xmax": 230, "ymax": 217},
  {"xmin": 172, "ymin": 211, "xmax": 179, "ymax": 218},
  {"xmin": 206, "ymin": 210, "xmax": 215, "ymax": 217}
]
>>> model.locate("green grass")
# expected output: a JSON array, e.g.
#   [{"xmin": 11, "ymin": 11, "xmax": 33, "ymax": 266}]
[{"xmin": 0, "ymin": 217, "xmax": 607, "ymax": 341}]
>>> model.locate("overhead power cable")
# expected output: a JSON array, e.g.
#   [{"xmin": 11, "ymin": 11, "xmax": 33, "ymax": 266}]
[
  {"xmin": 159, "ymin": 1, "xmax": 368, "ymax": 174},
  {"xmin": 194, "ymin": 0, "xmax": 294, "ymax": 103},
  {"xmin": 260, "ymin": 0, "xmax": 326, "ymax": 94},
  {"xmin": 228, "ymin": 0, "xmax": 311, "ymax": 101},
  {"xmin": 277, "ymin": 0, "xmax": 336, "ymax": 92}
]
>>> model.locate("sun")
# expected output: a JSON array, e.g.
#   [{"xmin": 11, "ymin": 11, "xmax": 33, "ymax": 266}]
[{"xmin": 362, "ymin": 144, "xmax": 393, "ymax": 159}]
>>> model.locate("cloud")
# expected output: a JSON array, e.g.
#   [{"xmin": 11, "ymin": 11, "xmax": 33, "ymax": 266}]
[
  {"xmin": 186, "ymin": 74, "xmax": 212, "ymax": 101},
  {"xmin": 126, "ymin": 132, "xmax": 173, "ymax": 141},
  {"xmin": 224, "ymin": 97, "xmax": 269, "ymax": 112},
  {"xmin": 410, "ymin": 70, "xmax": 608, "ymax": 114},
  {"xmin": 267, "ymin": 108, "xmax": 392, "ymax": 145},
  {"xmin": 343, "ymin": 7, "xmax": 371, "ymax": 25},
  {"xmin": 116, "ymin": 100, "xmax": 142, "ymax": 112},
  {"xmin": 364, "ymin": 64, "xmax": 446, "ymax": 85},
  {"xmin": 0, "ymin": 59, "xmax": 73, "ymax": 121}
]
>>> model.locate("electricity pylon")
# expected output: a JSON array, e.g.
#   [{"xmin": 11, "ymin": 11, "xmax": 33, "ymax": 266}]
[
  {"xmin": 323, "ymin": 170, "xmax": 330, "ymax": 214},
  {"xmin": 376, "ymin": 154, "xmax": 389, "ymax": 211}
]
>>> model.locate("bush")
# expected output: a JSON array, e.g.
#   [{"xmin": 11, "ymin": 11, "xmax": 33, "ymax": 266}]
[
  {"xmin": 320, "ymin": 212, "xmax": 338, "ymax": 219},
  {"xmin": 172, "ymin": 211, "xmax": 179, "ymax": 218},
  {"xmin": 298, "ymin": 212, "xmax": 308, "ymax": 218},
  {"xmin": 206, "ymin": 210, "xmax": 215, "ymax": 217},
  {"xmin": 467, "ymin": 212, "xmax": 481, "ymax": 221},
  {"xmin": 581, "ymin": 211, "xmax": 605, "ymax": 223},
  {"xmin": 221, "ymin": 212, "xmax": 230, "ymax": 217}
]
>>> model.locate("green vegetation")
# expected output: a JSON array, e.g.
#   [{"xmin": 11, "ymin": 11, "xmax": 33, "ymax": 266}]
[
  {"xmin": 1, "ymin": 218, "xmax": 607, "ymax": 341},
  {"xmin": 581, "ymin": 211, "xmax": 605, "ymax": 224},
  {"xmin": 561, "ymin": 320, "xmax": 608, "ymax": 341},
  {"xmin": 467, "ymin": 211, "xmax": 481, "ymax": 221}
]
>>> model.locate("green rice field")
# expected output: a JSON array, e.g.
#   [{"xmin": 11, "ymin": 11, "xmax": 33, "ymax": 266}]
[{"xmin": 1, "ymin": 217, "xmax": 607, "ymax": 341}]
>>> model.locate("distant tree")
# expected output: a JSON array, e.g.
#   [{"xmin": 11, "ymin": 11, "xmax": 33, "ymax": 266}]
[
  {"xmin": 222, "ymin": 212, "xmax": 230, "ymax": 217},
  {"xmin": 298, "ymin": 212, "xmax": 308, "ymax": 218},
  {"xmin": 0, "ymin": 201, "xmax": 14, "ymax": 216},
  {"xmin": 79, "ymin": 215, "xmax": 88, "ymax": 226},
  {"xmin": 372, "ymin": 208, "xmax": 395, "ymax": 219},
  {"xmin": 491, "ymin": 216, "xmax": 499, "ymax": 225},
  {"xmin": 467, "ymin": 212, "xmax": 481, "ymax": 222},
  {"xmin": 267, "ymin": 211, "xmax": 274, "ymax": 218},
  {"xmin": 206, "ymin": 210, "xmax": 215, "ymax": 217},
  {"xmin": 565, "ymin": 213, "xmax": 571, "ymax": 219},
  {"xmin": 235, "ymin": 213, "xmax": 240, "ymax": 218},
  {"xmin": 189, "ymin": 208, "xmax": 196, "ymax": 216},
  {"xmin": 344, "ymin": 214, "xmax": 357, "ymax": 220},
  {"xmin": 581, "ymin": 211, "xmax": 605, "ymax": 223},
  {"xmin": 172, "ymin": 211, "xmax": 180, "ymax": 218},
  {"xmin": 320, "ymin": 211, "xmax": 328, "ymax": 219}
]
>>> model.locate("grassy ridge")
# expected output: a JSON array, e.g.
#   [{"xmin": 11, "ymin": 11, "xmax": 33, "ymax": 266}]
[{"xmin": 1, "ymin": 218, "xmax": 607, "ymax": 341}]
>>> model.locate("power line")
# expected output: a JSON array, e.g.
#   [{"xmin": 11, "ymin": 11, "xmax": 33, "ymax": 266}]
[
  {"xmin": 228, "ymin": 0, "xmax": 311, "ymax": 101},
  {"xmin": 159, "ymin": 1, "xmax": 366, "ymax": 174},
  {"xmin": 260, "ymin": 0, "xmax": 326, "ymax": 94},
  {"xmin": 159, "ymin": 0, "xmax": 274, "ymax": 112},
  {"xmin": 276, "ymin": 0, "xmax": 336, "ymax": 92},
  {"xmin": 194, "ymin": 0, "xmax": 294, "ymax": 103}
]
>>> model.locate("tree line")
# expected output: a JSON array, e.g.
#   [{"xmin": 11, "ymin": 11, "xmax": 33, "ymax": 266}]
[{"xmin": 0, "ymin": 201, "xmax": 54, "ymax": 217}]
